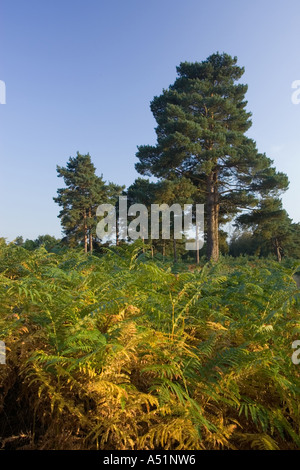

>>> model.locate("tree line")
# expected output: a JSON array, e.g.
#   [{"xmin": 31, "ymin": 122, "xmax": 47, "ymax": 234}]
[{"xmin": 15, "ymin": 52, "xmax": 298, "ymax": 262}]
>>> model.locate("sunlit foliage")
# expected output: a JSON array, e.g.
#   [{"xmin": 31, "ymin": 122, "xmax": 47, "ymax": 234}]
[{"xmin": 0, "ymin": 240, "xmax": 300, "ymax": 449}]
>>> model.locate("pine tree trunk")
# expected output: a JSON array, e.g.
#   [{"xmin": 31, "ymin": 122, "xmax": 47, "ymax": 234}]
[
  {"xmin": 89, "ymin": 231, "xmax": 93, "ymax": 253},
  {"xmin": 206, "ymin": 171, "xmax": 219, "ymax": 262},
  {"xmin": 276, "ymin": 246, "xmax": 282, "ymax": 263},
  {"xmin": 274, "ymin": 238, "xmax": 282, "ymax": 262}
]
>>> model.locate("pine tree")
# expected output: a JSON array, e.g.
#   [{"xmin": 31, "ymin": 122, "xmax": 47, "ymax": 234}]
[
  {"xmin": 135, "ymin": 53, "xmax": 289, "ymax": 261},
  {"xmin": 154, "ymin": 178, "xmax": 198, "ymax": 263},
  {"xmin": 126, "ymin": 177, "xmax": 197, "ymax": 261},
  {"xmin": 54, "ymin": 152, "xmax": 108, "ymax": 252},
  {"xmin": 288, "ymin": 223, "xmax": 300, "ymax": 259},
  {"xmin": 126, "ymin": 178, "xmax": 161, "ymax": 251},
  {"xmin": 237, "ymin": 197, "xmax": 295, "ymax": 262},
  {"xmin": 13, "ymin": 236, "xmax": 24, "ymax": 246}
]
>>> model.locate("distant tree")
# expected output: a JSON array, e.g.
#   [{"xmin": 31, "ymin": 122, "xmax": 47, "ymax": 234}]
[
  {"xmin": 126, "ymin": 178, "xmax": 158, "ymax": 209},
  {"xmin": 54, "ymin": 152, "xmax": 112, "ymax": 253},
  {"xmin": 154, "ymin": 178, "xmax": 198, "ymax": 263},
  {"xmin": 135, "ymin": 52, "xmax": 289, "ymax": 261},
  {"xmin": 19, "ymin": 235, "xmax": 60, "ymax": 252},
  {"xmin": 23, "ymin": 239, "xmax": 39, "ymax": 251},
  {"xmin": 126, "ymin": 178, "xmax": 158, "ymax": 250},
  {"xmin": 106, "ymin": 182, "xmax": 127, "ymax": 246},
  {"xmin": 236, "ymin": 198, "xmax": 294, "ymax": 262},
  {"xmin": 219, "ymin": 229, "xmax": 229, "ymax": 255},
  {"xmin": 286, "ymin": 223, "xmax": 300, "ymax": 259},
  {"xmin": 229, "ymin": 230, "xmax": 258, "ymax": 257},
  {"xmin": 14, "ymin": 236, "xmax": 24, "ymax": 246},
  {"xmin": 35, "ymin": 235, "xmax": 61, "ymax": 251},
  {"xmin": 126, "ymin": 177, "xmax": 198, "ymax": 262}
]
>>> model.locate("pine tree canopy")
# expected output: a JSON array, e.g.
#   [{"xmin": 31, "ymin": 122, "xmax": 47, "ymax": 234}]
[{"xmin": 135, "ymin": 52, "xmax": 289, "ymax": 261}]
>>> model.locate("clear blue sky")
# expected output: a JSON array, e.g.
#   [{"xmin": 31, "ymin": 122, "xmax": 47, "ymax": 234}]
[{"xmin": 1, "ymin": 0, "xmax": 300, "ymax": 241}]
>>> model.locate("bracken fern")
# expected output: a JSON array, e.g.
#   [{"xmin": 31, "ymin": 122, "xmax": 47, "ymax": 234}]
[{"xmin": 0, "ymin": 241, "xmax": 300, "ymax": 449}]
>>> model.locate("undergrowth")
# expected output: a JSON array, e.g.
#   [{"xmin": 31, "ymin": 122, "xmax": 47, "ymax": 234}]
[{"xmin": 0, "ymin": 240, "xmax": 300, "ymax": 450}]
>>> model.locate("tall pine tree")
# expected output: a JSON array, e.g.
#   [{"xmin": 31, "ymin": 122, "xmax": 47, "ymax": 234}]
[{"xmin": 135, "ymin": 53, "xmax": 289, "ymax": 261}]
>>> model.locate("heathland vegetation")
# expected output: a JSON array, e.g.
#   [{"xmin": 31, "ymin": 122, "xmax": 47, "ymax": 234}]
[
  {"xmin": 1, "ymin": 52, "xmax": 300, "ymax": 450},
  {"xmin": 1, "ymin": 242, "xmax": 300, "ymax": 450}
]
